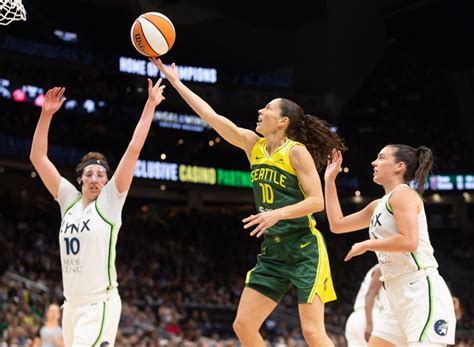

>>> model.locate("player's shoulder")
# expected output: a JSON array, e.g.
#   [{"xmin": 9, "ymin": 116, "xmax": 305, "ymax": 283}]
[
  {"xmin": 288, "ymin": 144, "xmax": 313, "ymax": 172},
  {"xmin": 101, "ymin": 175, "xmax": 121, "ymax": 195},
  {"xmin": 391, "ymin": 184, "xmax": 420, "ymax": 201},
  {"xmin": 288, "ymin": 141, "xmax": 309, "ymax": 158},
  {"xmin": 389, "ymin": 184, "xmax": 422, "ymax": 211}
]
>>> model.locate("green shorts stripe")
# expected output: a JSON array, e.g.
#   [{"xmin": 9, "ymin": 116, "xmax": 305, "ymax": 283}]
[{"xmin": 92, "ymin": 301, "xmax": 107, "ymax": 347}]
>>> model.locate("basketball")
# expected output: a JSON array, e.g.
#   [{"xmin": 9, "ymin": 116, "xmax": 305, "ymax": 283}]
[{"xmin": 130, "ymin": 12, "xmax": 176, "ymax": 57}]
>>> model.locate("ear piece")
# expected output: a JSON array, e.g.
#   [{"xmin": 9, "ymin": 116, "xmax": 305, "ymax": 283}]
[{"xmin": 77, "ymin": 177, "xmax": 82, "ymax": 186}]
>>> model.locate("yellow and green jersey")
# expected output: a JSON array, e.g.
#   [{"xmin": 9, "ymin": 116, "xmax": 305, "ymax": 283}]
[{"xmin": 250, "ymin": 138, "xmax": 317, "ymax": 238}]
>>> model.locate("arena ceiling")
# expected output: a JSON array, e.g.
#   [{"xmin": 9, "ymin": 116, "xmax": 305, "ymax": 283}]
[
  {"xmin": 18, "ymin": 0, "xmax": 466, "ymax": 71},
  {"xmin": 12, "ymin": 0, "xmax": 472, "ymax": 85}
]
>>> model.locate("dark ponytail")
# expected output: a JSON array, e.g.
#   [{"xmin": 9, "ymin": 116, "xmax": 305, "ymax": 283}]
[
  {"xmin": 280, "ymin": 98, "xmax": 346, "ymax": 171},
  {"xmin": 389, "ymin": 144, "xmax": 433, "ymax": 194}
]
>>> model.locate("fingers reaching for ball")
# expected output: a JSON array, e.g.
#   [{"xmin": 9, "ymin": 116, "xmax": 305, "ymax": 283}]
[
  {"xmin": 149, "ymin": 57, "xmax": 179, "ymax": 83},
  {"xmin": 147, "ymin": 78, "xmax": 166, "ymax": 106}
]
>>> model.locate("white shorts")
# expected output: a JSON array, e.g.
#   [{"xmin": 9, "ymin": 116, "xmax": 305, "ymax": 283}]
[
  {"xmin": 346, "ymin": 297, "xmax": 393, "ymax": 347},
  {"xmin": 378, "ymin": 268, "xmax": 456, "ymax": 345},
  {"xmin": 62, "ymin": 289, "xmax": 122, "ymax": 347},
  {"xmin": 371, "ymin": 303, "xmax": 408, "ymax": 346}
]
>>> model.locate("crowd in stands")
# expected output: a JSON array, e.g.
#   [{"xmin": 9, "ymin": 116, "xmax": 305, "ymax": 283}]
[
  {"xmin": 1, "ymin": 6, "xmax": 474, "ymax": 346},
  {"xmin": 0, "ymin": 186, "xmax": 472, "ymax": 346}
]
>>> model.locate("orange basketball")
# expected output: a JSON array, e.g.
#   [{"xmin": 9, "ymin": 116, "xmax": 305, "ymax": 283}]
[{"xmin": 131, "ymin": 12, "xmax": 176, "ymax": 57}]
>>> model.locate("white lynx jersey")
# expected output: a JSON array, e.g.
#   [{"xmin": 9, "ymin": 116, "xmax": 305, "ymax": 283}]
[
  {"xmin": 368, "ymin": 185, "xmax": 438, "ymax": 281},
  {"xmin": 56, "ymin": 176, "xmax": 127, "ymax": 299},
  {"xmin": 353, "ymin": 264, "xmax": 387, "ymax": 311}
]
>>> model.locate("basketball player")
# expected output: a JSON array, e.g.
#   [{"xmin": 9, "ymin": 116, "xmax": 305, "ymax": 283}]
[
  {"xmin": 29, "ymin": 79, "xmax": 166, "ymax": 346},
  {"xmin": 324, "ymin": 145, "xmax": 456, "ymax": 346},
  {"xmin": 345, "ymin": 264, "xmax": 389, "ymax": 346},
  {"xmin": 151, "ymin": 57, "xmax": 346, "ymax": 347}
]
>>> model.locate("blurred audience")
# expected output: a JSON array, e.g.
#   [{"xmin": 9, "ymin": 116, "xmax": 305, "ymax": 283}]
[{"xmin": 0, "ymin": 191, "xmax": 472, "ymax": 346}]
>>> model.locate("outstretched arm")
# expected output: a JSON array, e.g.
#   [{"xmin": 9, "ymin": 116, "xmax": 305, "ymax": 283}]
[
  {"xmin": 324, "ymin": 149, "xmax": 377, "ymax": 233},
  {"xmin": 114, "ymin": 78, "xmax": 165, "ymax": 193},
  {"xmin": 150, "ymin": 58, "xmax": 260, "ymax": 159},
  {"xmin": 29, "ymin": 87, "xmax": 65, "ymax": 198}
]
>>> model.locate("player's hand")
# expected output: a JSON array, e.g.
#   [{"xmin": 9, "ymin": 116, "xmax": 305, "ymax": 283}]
[
  {"xmin": 242, "ymin": 210, "xmax": 281, "ymax": 238},
  {"xmin": 324, "ymin": 148, "xmax": 343, "ymax": 183},
  {"xmin": 344, "ymin": 241, "xmax": 369, "ymax": 261},
  {"xmin": 149, "ymin": 57, "xmax": 179, "ymax": 83},
  {"xmin": 42, "ymin": 87, "xmax": 66, "ymax": 115},
  {"xmin": 147, "ymin": 78, "xmax": 166, "ymax": 106},
  {"xmin": 365, "ymin": 322, "xmax": 373, "ymax": 341}
]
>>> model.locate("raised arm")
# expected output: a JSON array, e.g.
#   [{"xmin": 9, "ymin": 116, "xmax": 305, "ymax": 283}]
[
  {"xmin": 324, "ymin": 149, "xmax": 377, "ymax": 233},
  {"xmin": 242, "ymin": 145, "xmax": 324, "ymax": 237},
  {"xmin": 150, "ymin": 58, "xmax": 260, "ymax": 159},
  {"xmin": 29, "ymin": 87, "xmax": 65, "ymax": 198},
  {"xmin": 114, "ymin": 78, "xmax": 165, "ymax": 193}
]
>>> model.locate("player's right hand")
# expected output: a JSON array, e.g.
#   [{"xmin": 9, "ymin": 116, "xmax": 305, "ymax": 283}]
[
  {"xmin": 150, "ymin": 57, "xmax": 179, "ymax": 84},
  {"xmin": 42, "ymin": 87, "xmax": 66, "ymax": 115}
]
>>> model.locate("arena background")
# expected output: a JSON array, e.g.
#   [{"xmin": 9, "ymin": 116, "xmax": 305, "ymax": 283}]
[{"xmin": 1, "ymin": 0, "xmax": 473, "ymax": 345}]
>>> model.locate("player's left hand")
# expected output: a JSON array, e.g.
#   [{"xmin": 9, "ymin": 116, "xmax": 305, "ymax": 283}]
[
  {"xmin": 324, "ymin": 148, "xmax": 343, "ymax": 183},
  {"xmin": 344, "ymin": 241, "xmax": 369, "ymax": 261},
  {"xmin": 242, "ymin": 210, "xmax": 281, "ymax": 238}
]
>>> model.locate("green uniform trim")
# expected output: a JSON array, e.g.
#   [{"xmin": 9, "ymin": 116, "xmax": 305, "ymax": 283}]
[
  {"xmin": 95, "ymin": 200, "xmax": 115, "ymax": 290},
  {"xmin": 385, "ymin": 196, "xmax": 393, "ymax": 215},
  {"xmin": 92, "ymin": 301, "xmax": 107, "ymax": 347},
  {"xmin": 62, "ymin": 196, "xmax": 81, "ymax": 219},
  {"xmin": 411, "ymin": 252, "xmax": 423, "ymax": 270},
  {"xmin": 419, "ymin": 276, "xmax": 433, "ymax": 342}
]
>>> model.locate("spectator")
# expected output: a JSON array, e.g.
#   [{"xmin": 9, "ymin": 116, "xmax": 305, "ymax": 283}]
[{"xmin": 32, "ymin": 303, "xmax": 64, "ymax": 347}]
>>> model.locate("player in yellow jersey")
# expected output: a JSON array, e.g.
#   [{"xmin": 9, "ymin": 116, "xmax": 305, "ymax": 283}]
[{"xmin": 151, "ymin": 57, "xmax": 346, "ymax": 347}]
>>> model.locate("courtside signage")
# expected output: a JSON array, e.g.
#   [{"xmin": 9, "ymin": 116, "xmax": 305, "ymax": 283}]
[{"xmin": 134, "ymin": 159, "xmax": 252, "ymax": 188}]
